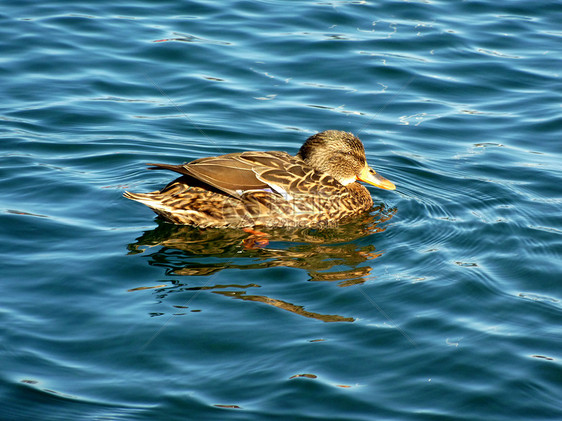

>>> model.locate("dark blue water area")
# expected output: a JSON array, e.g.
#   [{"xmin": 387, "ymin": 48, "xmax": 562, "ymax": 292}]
[{"xmin": 1, "ymin": 0, "xmax": 561, "ymax": 420}]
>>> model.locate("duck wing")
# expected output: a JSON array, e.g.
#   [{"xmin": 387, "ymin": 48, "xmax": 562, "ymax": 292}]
[{"xmin": 147, "ymin": 151, "xmax": 334, "ymax": 200}]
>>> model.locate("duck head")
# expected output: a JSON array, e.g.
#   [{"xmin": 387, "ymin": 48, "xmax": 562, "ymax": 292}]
[{"xmin": 297, "ymin": 130, "xmax": 396, "ymax": 190}]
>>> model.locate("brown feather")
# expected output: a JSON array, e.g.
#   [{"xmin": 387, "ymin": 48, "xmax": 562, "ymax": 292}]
[{"xmin": 124, "ymin": 131, "xmax": 392, "ymax": 227}]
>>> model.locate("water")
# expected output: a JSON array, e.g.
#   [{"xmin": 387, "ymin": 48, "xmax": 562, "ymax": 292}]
[{"xmin": 1, "ymin": 1, "xmax": 561, "ymax": 420}]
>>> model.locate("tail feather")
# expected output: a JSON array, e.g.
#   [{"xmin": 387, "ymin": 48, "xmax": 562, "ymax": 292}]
[
  {"xmin": 122, "ymin": 191, "xmax": 136, "ymax": 200},
  {"xmin": 123, "ymin": 191, "xmax": 163, "ymax": 208},
  {"xmin": 123, "ymin": 190, "xmax": 212, "ymax": 225},
  {"xmin": 146, "ymin": 163, "xmax": 189, "ymax": 176}
]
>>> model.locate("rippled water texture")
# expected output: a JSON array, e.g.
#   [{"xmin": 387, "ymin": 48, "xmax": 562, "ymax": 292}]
[{"xmin": 1, "ymin": 1, "xmax": 561, "ymax": 420}]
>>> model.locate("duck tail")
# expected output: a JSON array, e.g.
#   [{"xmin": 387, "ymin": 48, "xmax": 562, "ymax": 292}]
[
  {"xmin": 146, "ymin": 163, "xmax": 189, "ymax": 175},
  {"xmin": 123, "ymin": 190, "xmax": 160, "ymax": 206},
  {"xmin": 123, "ymin": 190, "xmax": 141, "ymax": 201},
  {"xmin": 123, "ymin": 190, "xmax": 174, "ymax": 214}
]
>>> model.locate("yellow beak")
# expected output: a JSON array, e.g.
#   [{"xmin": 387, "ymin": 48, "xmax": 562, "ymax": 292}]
[{"xmin": 357, "ymin": 166, "xmax": 396, "ymax": 190}]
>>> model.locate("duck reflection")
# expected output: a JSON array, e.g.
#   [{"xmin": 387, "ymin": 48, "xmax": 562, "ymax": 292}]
[{"xmin": 127, "ymin": 204, "xmax": 396, "ymax": 322}]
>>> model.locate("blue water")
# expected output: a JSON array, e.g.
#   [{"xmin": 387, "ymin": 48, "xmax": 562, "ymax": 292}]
[{"xmin": 1, "ymin": 1, "xmax": 561, "ymax": 420}]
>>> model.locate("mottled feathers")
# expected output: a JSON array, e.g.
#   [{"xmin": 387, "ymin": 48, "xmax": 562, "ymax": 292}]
[{"xmin": 124, "ymin": 131, "xmax": 394, "ymax": 228}]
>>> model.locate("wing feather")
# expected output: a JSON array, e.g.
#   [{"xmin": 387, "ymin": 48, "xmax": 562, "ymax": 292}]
[{"xmin": 146, "ymin": 150, "xmax": 343, "ymax": 200}]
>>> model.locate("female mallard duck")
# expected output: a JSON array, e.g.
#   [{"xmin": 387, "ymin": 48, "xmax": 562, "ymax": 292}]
[{"xmin": 124, "ymin": 130, "xmax": 395, "ymax": 228}]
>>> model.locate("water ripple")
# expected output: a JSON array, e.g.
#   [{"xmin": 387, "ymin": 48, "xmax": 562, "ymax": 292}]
[{"xmin": 1, "ymin": 0, "xmax": 561, "ymax": 420}]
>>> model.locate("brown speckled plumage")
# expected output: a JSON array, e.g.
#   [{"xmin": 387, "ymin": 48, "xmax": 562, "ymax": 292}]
[{"xmin": 124, "ymin": 130, "xmax": 395, "ymax": 228}]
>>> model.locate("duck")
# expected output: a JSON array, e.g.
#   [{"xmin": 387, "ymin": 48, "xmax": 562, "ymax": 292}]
[{"xmin": 123, "ymin": 130, "xmax": 395, "ymax": 228}]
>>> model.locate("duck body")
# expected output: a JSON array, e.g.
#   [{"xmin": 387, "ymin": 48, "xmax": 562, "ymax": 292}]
[{"xmin": 124, "ymin": 130, "xmax": 395, "ymax": 228}]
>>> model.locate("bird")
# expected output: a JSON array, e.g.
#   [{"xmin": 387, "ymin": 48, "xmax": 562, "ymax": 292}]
[{"xmin": 123, "ymin": 130, "xmax": 395, "ymax": 228}]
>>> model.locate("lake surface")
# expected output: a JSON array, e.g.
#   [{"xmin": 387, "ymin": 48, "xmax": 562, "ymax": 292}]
[{"xmin": 1, "ymin": 1, "xmax": 561, "ymax": 420}]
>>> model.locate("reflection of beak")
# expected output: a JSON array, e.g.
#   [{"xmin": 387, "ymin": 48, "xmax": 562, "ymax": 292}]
[{"xmin": 357, "ymin": 166, "xmax": 396, "ymax": 190}]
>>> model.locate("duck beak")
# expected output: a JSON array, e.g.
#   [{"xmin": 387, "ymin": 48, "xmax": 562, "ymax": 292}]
[{"xmin": 357, "ymin": 166, "xmax": 396, "ymax": 190}]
